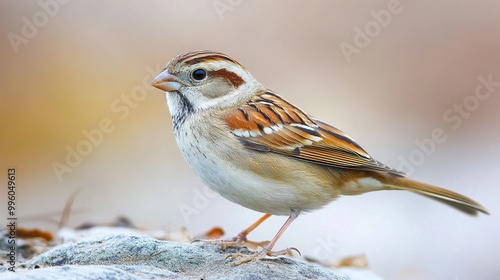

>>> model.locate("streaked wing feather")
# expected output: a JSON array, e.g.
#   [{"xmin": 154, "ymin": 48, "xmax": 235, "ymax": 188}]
[{"xmin": 224, "ymin": 91, "xmax": 405, "ymax": 176}]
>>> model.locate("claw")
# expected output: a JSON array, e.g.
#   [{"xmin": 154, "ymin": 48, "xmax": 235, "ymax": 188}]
[
  {"xmin": 230, "ymin": 251, "xmax": 267, "ymax": 265},
  {"xmin": 227, "ymin": 246, "xmax": 301, "ymax": 266},
  {"xmin": 225, "ymin": 252, "xmax": 244, "ymax": 261},
  {"xmin": 191, "ymin": 236, "xmax": 269, "ymax": 250},
  {"xmin": 290, "ymin": 247, "xmax": 301, "ymax": 256},
  {"xmin": 194, "ymin": 212, "xmax": 300, "ymax": 265}
]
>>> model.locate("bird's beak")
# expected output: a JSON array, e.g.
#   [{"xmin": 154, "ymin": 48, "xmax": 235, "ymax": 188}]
[{"xmin": 151, "ymin": 70, "xmax": 182, "ymax": 92}]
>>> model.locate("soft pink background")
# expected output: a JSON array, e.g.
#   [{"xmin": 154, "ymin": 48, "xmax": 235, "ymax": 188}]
[{"xmin": 1, "ymin": 1, "xmax": 499, "ymax": 279}]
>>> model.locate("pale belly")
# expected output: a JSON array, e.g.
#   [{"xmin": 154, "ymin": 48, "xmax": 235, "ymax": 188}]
[{"xmin": 174, "ymin": 121, "xmax": 338, "ymax": 216}]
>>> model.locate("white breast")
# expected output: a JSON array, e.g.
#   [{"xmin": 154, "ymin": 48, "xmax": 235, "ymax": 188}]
[{"xmin": 172, "ymin": 113, "xmax": 336, "ymax": 216}]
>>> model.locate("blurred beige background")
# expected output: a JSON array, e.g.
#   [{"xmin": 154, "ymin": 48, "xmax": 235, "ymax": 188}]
[{"xmin": 1, "ymin": 1, "xmax": 499, "ymax": 279}]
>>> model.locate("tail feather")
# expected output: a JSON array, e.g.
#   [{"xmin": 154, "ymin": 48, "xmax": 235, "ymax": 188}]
[{"xmin": 386, "ymin": 177, "xmax": 489, "ymax": 216}]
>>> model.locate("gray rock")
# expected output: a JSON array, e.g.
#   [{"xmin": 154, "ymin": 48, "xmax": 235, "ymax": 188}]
[{"xmin": 2, "ymin": 234, "xmax": 383, "ymax": 280}]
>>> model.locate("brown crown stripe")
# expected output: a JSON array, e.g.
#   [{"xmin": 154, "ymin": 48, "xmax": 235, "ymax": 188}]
[
  {"xmin": 178, "ymin": 51, "xmax": 243, "ymax": 67},
  {"xmin": 174, "ymin": 51, "xmax": 245, "ymax": 88}
]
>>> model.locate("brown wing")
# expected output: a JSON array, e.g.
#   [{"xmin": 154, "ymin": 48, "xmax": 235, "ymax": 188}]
[{"xmin": 224, "ymin": 91, "xmax": 404, "ymax": 176}]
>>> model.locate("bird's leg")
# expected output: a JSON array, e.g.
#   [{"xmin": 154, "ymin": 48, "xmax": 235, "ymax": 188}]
[
  {"xmin": 193, "ymin": 213, "xmax": 272, "ymax": 249},
  {"xmin": 229, "ymin": 209, "xmax": 301, "ymax": 265},
  {"xmin": 230, "ymin": 213, "xmax": 272, "ymax": 249}
]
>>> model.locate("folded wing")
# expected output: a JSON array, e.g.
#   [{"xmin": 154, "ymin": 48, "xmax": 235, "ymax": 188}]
[{"xmin": 223, "ymin": 91, "xmax": 404, "ymax": 176}]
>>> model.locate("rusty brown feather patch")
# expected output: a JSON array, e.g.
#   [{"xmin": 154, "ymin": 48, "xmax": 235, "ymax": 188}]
[{"xmin": 211, "ymin": 69, "xmax": 245, "ymax": 88}]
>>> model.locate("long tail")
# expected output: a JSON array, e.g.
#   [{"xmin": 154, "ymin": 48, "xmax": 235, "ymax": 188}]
[{"xmin": 386, "ymin": 177, "xmax": 489, "ymax": 216}]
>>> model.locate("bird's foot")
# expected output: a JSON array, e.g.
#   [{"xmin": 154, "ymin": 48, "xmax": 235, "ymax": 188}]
[
  {"xmin": 226, "ymin": 246, "xmax": 300, "ymax": 265},
  {"xmin": 192, "ymin": 231, "xmax": 270, "ymax": 250}
]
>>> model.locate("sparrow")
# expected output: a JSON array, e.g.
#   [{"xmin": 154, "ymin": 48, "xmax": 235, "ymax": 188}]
[{"xmin": 151, "ymin": 50, "xmax": 489, "ymax": 264}]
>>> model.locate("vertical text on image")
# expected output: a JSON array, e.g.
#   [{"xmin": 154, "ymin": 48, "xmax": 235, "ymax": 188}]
[{"xmin": 6, "ymin": 168, "xmax": 17, "ymax": 272}]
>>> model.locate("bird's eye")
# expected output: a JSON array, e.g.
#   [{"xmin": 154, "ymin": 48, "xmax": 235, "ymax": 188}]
[{"xmin": 191, "ymin": 69, "xmax": 207, "ymax": 81}]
